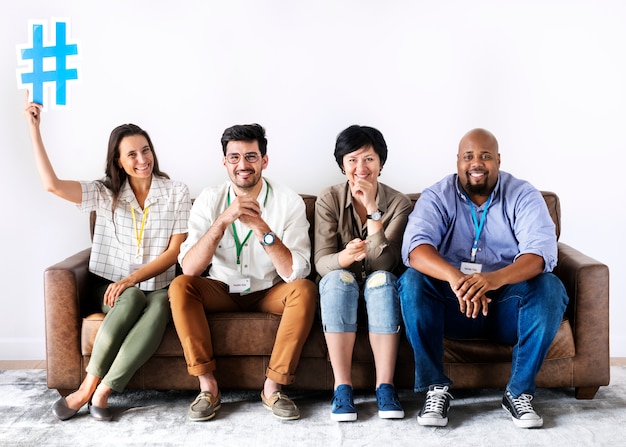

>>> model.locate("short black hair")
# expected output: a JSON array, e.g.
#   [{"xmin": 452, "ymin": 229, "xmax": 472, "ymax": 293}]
[
  {"xmin": 221, "ymin": 123, "xmax": 268, "ymax": 156},
  {"xmin": 334, "ymin": 125, "xmax": 388, "ymax": 172}
]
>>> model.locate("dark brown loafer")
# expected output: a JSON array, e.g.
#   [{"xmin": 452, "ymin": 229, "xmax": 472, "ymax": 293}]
[
  {"xmin": 88, "ymin": 402, "xmax": 112, "ymax": 421},
  {"xmin": 52, "ymin": 397, "xmax": 79, "ymax": 421}
]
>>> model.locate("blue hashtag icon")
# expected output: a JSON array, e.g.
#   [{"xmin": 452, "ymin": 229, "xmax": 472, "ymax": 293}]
[{"xmin": 16, "ymin": 19, "xmax": 80, "ymax": 108}]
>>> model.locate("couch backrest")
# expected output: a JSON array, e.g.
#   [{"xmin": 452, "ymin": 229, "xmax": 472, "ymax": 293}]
[{"xmin": 90, "ymin": 191, "xmax": 561, "ymax": 242}]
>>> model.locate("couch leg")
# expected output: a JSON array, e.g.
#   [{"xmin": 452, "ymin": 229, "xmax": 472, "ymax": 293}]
[{"xmin": 575, "ymin": 386, "xmax": 599, "ymax": 399}]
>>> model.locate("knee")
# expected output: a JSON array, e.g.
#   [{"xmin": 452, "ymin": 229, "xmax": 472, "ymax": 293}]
[
  {"xmin": 291, "ymin": 278, "xmax": 318, "ymax": 313},
  {"xmin": 397, "ymin": 268, "xmax": 424, "ymax": 301},
  {"xmin": 363, "ymin": 271, "xmax": 400, "ymax": 329},
  {"xmin": 532, "ymin": 273, "xmax": 569, "ymax": 310},
  {"xmin": 398, "ymin": 267, "xmax": 422, "ymax": 285},
  {"xmin": 319, "ymin": 270, "xmax": 358, "ymax": 294},
  {"xmin": 117, "ymin": 287, "xmax": 148, "ymax": 309},
  {"xmin": 168, "ymin": 275, "xmax": 187, "ymax": 295},
  {"xmin": 364, "ymin": 271, "xmax": 398, "ymax": 300},
  {"xmin": 146, "ymin": 290, "xmax": 171, "ymax": 322},
  {"xmin": 150, "ymin": 289, "xmax": 170, "ymax": 309},
  {"xmin": 365, "ymin": 271, "xmax": 396, "ymax": 289},
  {"xmin": 168, "ymin": 275, "xmax": 196, "ymax": 306},
  {"xmin": 319, "ymin": 271, "xmax": 359, "ymax": 306}
]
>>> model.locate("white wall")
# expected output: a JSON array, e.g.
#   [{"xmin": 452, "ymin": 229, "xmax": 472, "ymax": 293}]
[{"xmin": 2, "ymin": 0, "xmax": 624, "ymax": 359}]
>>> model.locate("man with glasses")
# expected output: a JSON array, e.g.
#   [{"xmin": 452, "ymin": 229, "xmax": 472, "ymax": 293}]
[{"xmin": 169, "ymin": 123, "xmax": 317, "ymax": 422}]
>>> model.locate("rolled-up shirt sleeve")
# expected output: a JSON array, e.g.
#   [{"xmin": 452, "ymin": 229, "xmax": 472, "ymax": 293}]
[
  {"xmin": 277, "ymin": 195, "xmax": 312, "ymax": 282},
  {"xmin": 401, "ymin": 188, "xmax": 448, "ymax": 267},
  {"xmin": 511, "ymin": 187, "xmax": 558, "ymax": 272},
  {"xmin": 314, "ymin": 191, "xmax": 343, "ymax": 275}
]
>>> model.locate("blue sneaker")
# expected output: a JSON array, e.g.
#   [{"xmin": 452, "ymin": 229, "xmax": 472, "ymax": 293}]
[
  {"xmin": 331, "ymin": 384, "xmax": 357, "ymax": 421},
  {"xmin": 376, "ymin": 383, "xmax": 405, "ymax": 419}
]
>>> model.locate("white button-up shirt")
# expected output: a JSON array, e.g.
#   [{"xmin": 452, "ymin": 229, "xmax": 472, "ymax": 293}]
[{"xmin": 179, "ymin": 178, "xmax": 311, "ymax": 293}]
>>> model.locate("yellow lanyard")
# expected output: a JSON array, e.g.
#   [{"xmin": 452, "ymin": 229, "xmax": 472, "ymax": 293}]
[{"xmin": 131, "ymin": 205, "xmax": 150, "ymax": 256}]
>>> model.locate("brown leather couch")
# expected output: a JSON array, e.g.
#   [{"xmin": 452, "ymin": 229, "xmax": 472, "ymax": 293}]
[{"xmin": 44, "ymin": 191, "xmax": 610, "ymax": 399}]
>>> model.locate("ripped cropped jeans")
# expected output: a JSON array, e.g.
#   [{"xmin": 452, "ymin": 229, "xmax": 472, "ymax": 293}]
[{"xmin": 319, "ymin": 269, "xmax": 400, "ymax": 334}]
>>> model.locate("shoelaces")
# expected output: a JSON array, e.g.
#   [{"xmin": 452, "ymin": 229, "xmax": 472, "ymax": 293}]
[
  {"xmin": 511, "ymin": 393, "xmax": 537, "ymax": 414},
  {"xmin": 334, "ymin": 394, "xmax": 353, "ymax": 409},
  {"xmin": 423, "ymin": 386, "xmax": 453, "ymax": 413}
]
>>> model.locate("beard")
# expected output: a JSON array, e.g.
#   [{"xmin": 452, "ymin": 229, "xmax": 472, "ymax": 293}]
[
  {"xmin": 230, "ymin": 169, "xmax": 262, "ymax": 191},
  {"xmin": 463, "ymin": 173, "xmax": 491, "ymax": 196}
]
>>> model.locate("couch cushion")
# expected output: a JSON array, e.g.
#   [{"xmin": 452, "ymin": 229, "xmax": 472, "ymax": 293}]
[
  {"xmin": 82, "ymin": 312, "xmax": 329, "ymax": 358},
  {"xmin": 443, "ymin": 319, "xmax": 574, "ymax": 363},
  {"xmin": 82, "ymin": 313, "xmax": 575, "ymax": 363}
]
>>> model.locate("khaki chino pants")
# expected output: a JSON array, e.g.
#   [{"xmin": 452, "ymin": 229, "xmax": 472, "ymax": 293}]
[{"xmin": 169, "ymin": 275, "xmax": 317, "ymax": 385}]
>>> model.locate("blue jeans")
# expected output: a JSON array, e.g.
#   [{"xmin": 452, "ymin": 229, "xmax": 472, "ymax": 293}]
[
  {"xmin": 398, "ymin": 268, "xmax": 569, "ymax": 397},
  {"xmin": 319, "ymin": 270, "xmax": 400, "ymax": 334}
]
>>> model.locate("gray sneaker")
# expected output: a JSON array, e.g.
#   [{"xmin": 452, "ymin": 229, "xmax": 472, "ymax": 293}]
[
  {"xmin": 261, "ymin": 391, "xmax": 300, "ymax": 420},
  {"xmin": 502, "ymin": 390, "xmax": 543, "ymax": 428},
  {"xmin": 418, "ymin": 385, "xmax": 453, "ymax": 427},
  {"xmin": 188, "ymin": 391, "xmax": 221, "ymax": 421}
]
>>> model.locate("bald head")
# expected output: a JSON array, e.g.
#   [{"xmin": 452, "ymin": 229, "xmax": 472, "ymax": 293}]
[
  {"xmin": 456, "ymin": 128, "xmax": 501, "ymax": 204},
  {"xmin": 459, "ymin": 128, "xmax": 499, "ymax": 153}
]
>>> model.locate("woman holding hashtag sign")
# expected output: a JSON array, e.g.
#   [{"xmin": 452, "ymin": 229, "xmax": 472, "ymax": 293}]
[{"xmin": 23, "ymin": 92, "xmax": 191, "ymax": 421}]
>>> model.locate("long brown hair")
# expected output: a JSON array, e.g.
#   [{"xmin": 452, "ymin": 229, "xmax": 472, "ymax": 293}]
[{"xmin": 99, "ymin": 124, "xmax": 169, "ymax": 213}]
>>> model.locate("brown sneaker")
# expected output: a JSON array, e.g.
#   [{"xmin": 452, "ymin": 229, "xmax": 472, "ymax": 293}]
[
  {"xmin": 260, "ymin": 391, "xmax": 300, "ymax": 420},
  {"xmin": 188, "ymin": 391, "xmax": 221, "ymax": 421}
]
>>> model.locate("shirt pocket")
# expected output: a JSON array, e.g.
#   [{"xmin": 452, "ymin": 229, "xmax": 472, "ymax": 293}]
[{"xmin": 218, "ymin": 235, "xmax": 236, "ymax": 250}]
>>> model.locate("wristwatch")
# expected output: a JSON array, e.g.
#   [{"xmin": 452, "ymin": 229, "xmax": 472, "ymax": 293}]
[
  {"xmin": 366, "ymin": 210, "xmax": 383, "ymax": 221},
  {"xmin": 261, "ymin": 232, "xmax": 276, "ymax": 246}
]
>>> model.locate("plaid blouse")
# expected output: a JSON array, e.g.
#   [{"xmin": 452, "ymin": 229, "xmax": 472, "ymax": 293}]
[{"xmin": 79, "ymin": 176, "xmax": 191, "ymax": 290}]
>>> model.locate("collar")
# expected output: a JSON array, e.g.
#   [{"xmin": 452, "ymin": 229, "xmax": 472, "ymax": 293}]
[
  {"xmin": 119, "ymin": 175, "xmax": 168, "ymax": 210},
  {"xmin": 228, "ymin": 178, "xmax": 269, "ymax": 209},
  {"xmin": 455, "ymin": 175, "xmax": 500, "ymax": 208}
]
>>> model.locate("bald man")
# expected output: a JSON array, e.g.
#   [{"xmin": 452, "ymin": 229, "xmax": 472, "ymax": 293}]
[{"xmin": 398, "ymin": 128, "xmax": 568, "ymax": 429}]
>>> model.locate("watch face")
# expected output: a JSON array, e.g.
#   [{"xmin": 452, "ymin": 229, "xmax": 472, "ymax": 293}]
[
  {"xmin": 263, "ymin": 233, "xmax": 275, "ymax": 245},
  {"xmin": 370, "ymin": 211, "xmax": 382, "ymax": 221}
]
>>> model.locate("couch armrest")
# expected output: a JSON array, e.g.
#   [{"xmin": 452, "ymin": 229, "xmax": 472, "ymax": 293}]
[
  {"xmin": 554, "ymin": 242, "xmax": 610, "ymax": 391},
  {"xmin": 44, "ymin": 248, "xmax": 91, "ymax": 392}
]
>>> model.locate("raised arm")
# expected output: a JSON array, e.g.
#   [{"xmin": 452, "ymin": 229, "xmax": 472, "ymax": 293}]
[{"xmin": 23, "ymin": 91, "xmax": 82, "ymax": 204}]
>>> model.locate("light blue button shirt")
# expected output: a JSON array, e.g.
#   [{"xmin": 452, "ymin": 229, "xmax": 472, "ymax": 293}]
[{"xmin": 401, "ymin": 171, "xmax": 557, "ymax": 273}]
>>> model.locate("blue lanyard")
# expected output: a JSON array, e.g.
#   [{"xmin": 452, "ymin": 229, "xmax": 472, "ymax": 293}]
[{"xmin": 464, "ymin": 193, "xmax": 492, "ymax": 262}]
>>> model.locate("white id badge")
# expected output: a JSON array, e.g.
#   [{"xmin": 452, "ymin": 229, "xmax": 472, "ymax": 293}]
[
  {"xmin": 229, "ymin": 277, "xmax": 251, "ymax": 293},
  {"xmin": 460, "ymin": 262, "xmax": 483, "ymax": 274}
]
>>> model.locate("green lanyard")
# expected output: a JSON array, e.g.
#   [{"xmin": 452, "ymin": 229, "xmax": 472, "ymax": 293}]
[{"xmin": 227, "ymin": 182, "xmax": 270, "ymax": 265}]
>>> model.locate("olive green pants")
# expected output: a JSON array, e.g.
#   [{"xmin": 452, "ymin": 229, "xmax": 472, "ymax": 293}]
[{"xmin": 86, "ymin": 276, "xmax": 170, "ymax": 392}]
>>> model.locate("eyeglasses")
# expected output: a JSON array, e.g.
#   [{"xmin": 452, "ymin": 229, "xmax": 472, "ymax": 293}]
[{"xmin": 225, "ymin": 152, "xmax": 261, "ymax": 164}]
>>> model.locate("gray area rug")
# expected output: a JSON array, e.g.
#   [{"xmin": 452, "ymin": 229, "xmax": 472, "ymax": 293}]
[{"xmin": 1, "ymin": 367, "xmax": 625, "ymax": 447}]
